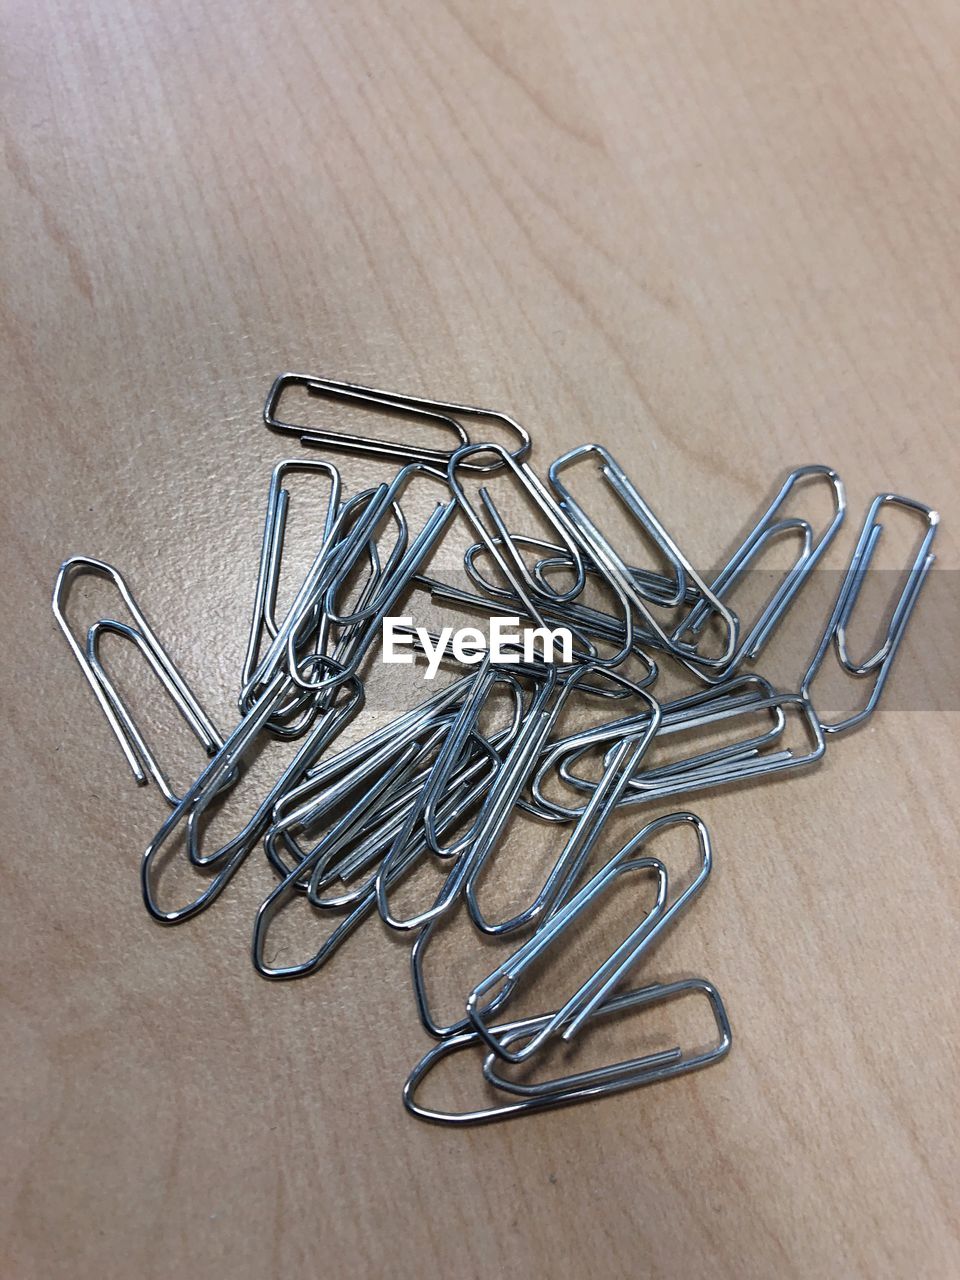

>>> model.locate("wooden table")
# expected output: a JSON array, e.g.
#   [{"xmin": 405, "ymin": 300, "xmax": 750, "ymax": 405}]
[{"xmin": 3, "ymin": 3, "xmax": 958, "ymax": 1276}]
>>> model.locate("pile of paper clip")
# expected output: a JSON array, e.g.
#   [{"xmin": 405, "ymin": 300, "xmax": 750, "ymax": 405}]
[{"xmin": 53, "ymin": 373, "xmax": 939, "ymax": 1125}]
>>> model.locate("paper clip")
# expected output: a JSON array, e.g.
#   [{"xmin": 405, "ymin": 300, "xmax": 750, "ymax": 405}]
[
  {"xmin": 264, "ymin": 373, "xmax": 531, "ymax": 474},
  {"xmin": 140, "ymin": 662, "xmax": 363, "ymax": 924},
  {"xmin": 464, "ymin": 702, "xmax": 661, "ymax": 935},
  {"xmin": 403, "ymin": 978, "xmax": 731, "ymax": 1126},
  {"xmin": 466, "ymin": 812, "xmax": 711, "ymax": 1060},
  {"xmin": 801, "ymin": 493, "xmax": 938, "ymax": 734},
  {"xmin": 240, "ymin": 459, "xmax": 342, "ymax": 704},
  {"xmin": 53, "ymin": 557, "xmax": 224, "ymax": 798},
  {"xmin": 548, "ymin": 444, "xmax": 739, "ymax": 667},
  {"xmin": 409, "ymin": 723, "xmax": 661, "ymax": 1041},
  {"xmin": 282, "ymin": 464, "xmax": 456, "ymax": 698},
  {"xmin": 675, "ymin": 465, "xmax": 846, "ymax": 679},
  {"xmin": 537, "ymin": 676, "xmax": 779, "ymax": 810}
]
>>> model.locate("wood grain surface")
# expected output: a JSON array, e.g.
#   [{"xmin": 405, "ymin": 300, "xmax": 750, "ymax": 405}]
[{"xmin": 2, "ymin": 2, "xmax": 958, "ymax": 1277}]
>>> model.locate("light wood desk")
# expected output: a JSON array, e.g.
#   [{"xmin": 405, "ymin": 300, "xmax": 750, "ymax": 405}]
[{"xmin": 2, "ymin": 2, "xmax": 958, "ymax": 1276}]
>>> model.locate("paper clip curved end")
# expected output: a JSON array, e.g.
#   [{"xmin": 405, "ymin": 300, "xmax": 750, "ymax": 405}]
[{"xmin": 263, "ymin": 372, "xmax": 308, "ymax": 436}]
